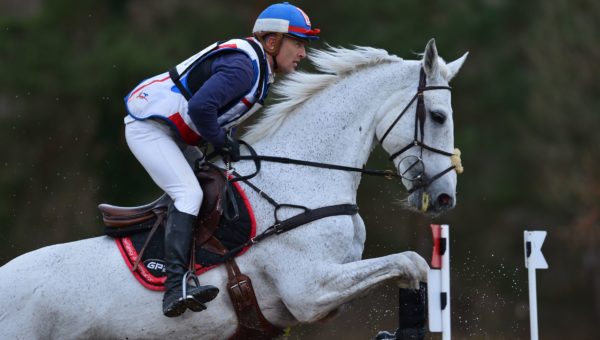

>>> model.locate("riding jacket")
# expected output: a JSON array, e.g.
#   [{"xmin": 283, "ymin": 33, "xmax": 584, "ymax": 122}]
[{"xmin": 124, "ymin": 37, "xmax": 273, "ymax": 147}]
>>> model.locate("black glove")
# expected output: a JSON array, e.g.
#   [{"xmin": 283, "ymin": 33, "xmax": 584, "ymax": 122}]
[{"xmin": 218, "ymin": 135, "xmax": 240, "ymax": 162}]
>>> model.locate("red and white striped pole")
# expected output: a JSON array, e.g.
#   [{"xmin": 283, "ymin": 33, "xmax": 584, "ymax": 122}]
[{"xmin": 428, "ymin": 224, "xmax": 451, "ymax": 339}]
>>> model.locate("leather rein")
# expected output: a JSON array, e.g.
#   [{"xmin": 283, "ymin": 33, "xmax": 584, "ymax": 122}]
[{"xmin": 232, "ymin": 67, "xmax": 457, "ymax": 194}]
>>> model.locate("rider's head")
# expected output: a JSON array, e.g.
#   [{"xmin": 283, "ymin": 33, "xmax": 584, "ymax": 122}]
[{"xmin": 252, "ymin": 2, "xmax": 320, "ymax": 74}]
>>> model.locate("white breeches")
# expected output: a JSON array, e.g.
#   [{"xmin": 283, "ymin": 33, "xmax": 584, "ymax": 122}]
[{"xmin": 125, "ymin": 118, "xmax": 203, "ymax": 216}]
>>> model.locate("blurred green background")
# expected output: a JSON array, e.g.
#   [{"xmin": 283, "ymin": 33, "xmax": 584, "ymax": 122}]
[{"xmin": 1, "ymin": 0, "xmax": 598, "ymax": 339}]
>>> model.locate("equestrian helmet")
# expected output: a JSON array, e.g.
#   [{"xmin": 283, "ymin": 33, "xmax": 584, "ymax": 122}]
[{"xmin": 252, "ymin": 2, "xmax": 320, "ymax": 41}]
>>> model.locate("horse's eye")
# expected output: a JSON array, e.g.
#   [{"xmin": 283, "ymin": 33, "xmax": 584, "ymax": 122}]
[{"xmin": 430, "ymin": 110, "xmax": 447, "ymax": 124}]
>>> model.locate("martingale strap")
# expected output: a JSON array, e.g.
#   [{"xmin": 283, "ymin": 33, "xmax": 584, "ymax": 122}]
[
  {"xmin": 220, "ymin": 203, "xmax": 359, "ymax": 261},
  {"xmin": 252, "ymin": 204, "xmax": 359, "ymax": 242}
]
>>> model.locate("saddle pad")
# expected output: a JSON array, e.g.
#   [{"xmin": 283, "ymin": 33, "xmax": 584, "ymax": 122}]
[{"xmin": 115, "ymin": 180, "xmax": 256, "ymax": 291}]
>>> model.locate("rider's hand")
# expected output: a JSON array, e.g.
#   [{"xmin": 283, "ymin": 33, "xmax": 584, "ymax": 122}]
[{"xmin": 218, "ymin": 135, "xmax": 240, "ymax": 162}]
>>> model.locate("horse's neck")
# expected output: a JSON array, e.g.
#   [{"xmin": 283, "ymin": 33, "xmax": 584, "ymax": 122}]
[{"xmin": 253, "ymin": 63, "xmax": 415, "ymax": 199}]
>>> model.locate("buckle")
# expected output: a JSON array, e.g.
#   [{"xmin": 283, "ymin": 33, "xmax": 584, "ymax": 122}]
[{"xmin": 230, "ymin": 280, "xmax": 247, "ymax": 290}]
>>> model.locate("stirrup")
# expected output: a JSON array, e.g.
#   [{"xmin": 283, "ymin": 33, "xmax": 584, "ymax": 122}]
[
  {"xmin": 182, "ymin": 270, "xmax": 207, "ymax": 312},
  {"xmin": 182, "ymin": 270, "xmax": 198, "ymax": 298}
]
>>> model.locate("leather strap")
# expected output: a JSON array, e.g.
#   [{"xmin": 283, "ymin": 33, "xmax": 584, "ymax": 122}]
[
  {"xmin": 168, "ymin": 68, "xmax": 193, "ymax": 100},
  {"xmin": 253, "ymin": 204, "xmax": 359, "ymax": 243},
  {"xmin": 131, "ymin": 211, "xmax": 165, "ymax": 272},
  {"xmin": 206, "ymin": 237, "xmax": 283, "ymax": 339}
]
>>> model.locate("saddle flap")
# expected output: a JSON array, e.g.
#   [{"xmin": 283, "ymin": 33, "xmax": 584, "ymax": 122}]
[
  {"xmin": 196, "ymin": 164, "xmax": 226, "ymax": 220},
  {"xmin": 195, "ymin": 164, "xmax": 227, "ymax": 244}
]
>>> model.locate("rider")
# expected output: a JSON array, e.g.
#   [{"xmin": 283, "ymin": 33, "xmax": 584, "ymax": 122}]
[{"xmin": 123, "ymin": 2, "xmax": 320, "ymax": 317}]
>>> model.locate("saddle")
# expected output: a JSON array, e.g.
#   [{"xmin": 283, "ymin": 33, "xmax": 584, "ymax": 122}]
[
  {"xmin": 98, "ymin": 164, "xmax": 282, "ymax": 339},
  {"xmin": 99, "ymin": 163, "xmax": 225, "ymax": 245}
]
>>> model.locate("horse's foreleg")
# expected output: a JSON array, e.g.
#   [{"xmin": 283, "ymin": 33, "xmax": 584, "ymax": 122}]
[{"xmin": 279, "ymin": 251, "xmax": 428, "ymax": 323}]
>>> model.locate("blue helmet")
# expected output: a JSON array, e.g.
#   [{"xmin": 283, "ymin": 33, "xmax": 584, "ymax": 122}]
[{"xmin": 252, "ymin": 2, "xmax": 320, "ymax": 41}]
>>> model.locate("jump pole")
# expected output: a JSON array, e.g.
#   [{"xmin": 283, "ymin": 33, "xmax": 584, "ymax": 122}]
[
  {"xmin": 428, "ymin": 224, "xmax": 451, "ymax": 339},
  {"xmin": 524, "ymin": 230, "xmax": 548, "ymax": 340}
]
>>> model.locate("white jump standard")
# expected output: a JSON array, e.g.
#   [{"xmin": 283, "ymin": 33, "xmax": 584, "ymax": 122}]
[{"xmin": 524, "ymin": 230, "xmax": 548, "ymax": 340}]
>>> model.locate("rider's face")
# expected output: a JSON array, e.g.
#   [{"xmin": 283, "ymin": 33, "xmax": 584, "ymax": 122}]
[{"xmin": 275, "ymin": 36, "xmax": 307, "ymax": 74}]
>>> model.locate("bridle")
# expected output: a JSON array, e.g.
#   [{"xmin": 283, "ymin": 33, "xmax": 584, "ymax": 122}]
[
  {"xmin": 378, "ymin": 68, "xmax": 457, "ymax": 194},
  {"xmin": 206, "ymin": 68, "xmax": 461, "ymax": 198}
]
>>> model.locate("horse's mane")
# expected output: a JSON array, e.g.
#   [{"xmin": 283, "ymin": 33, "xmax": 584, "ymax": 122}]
[{"xmin": 243, "ymin": 45, "xmax": 402, "ymax": 143}]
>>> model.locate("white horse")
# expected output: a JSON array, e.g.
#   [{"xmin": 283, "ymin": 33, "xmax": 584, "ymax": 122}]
[{"xmin": 0, "ymin": 39, "xmax": 467, "ymax": 339}]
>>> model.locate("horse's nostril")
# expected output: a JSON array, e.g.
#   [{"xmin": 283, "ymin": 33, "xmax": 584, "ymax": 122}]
[{"xmin": 437, "ymin": 193, "xmax": 453, "ymax": 207}]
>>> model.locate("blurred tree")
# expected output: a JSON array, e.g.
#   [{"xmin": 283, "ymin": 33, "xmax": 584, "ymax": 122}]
[{"xmin": 523, "ymin": 0, "xmax": 600, "ymax": 323}]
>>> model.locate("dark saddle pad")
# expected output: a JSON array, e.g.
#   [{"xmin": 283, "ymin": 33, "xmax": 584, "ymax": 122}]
[{"xmin": 98, "ymin": 166, "xmax": 256, "ymax": 291}]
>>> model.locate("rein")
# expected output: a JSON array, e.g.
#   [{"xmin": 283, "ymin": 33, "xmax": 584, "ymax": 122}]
[
  {"xmin": 229, "ymin": 67, "xmax": 460, "ymax": 195},
  {"xmin": 238, "ymin": 154, "xmax": 399, "ymax": 179},
  {"xmin": 204, "ymin": 140, "xmax": 400, "ymax": 181}
]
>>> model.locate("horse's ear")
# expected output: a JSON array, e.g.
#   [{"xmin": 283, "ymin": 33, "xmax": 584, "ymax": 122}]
[
  {"xmin": 446, "ymin": 52, "xmax": 469, "ymax": 81},
  {"xmin": 422, "ymin": 38, "xmax": 439, "ymax": 77}
]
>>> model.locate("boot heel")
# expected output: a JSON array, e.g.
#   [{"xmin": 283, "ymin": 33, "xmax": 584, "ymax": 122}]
[
  {"xmin": 184, "ymin": 270, "xmax": 220, "ymax": 304},
  {"xmin": 185, "ymin": 297, "xmax": 207, "ymax": 312}
]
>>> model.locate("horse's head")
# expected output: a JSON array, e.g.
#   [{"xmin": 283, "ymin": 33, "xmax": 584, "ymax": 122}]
[{"xmin": 376, "ymin": 39, "xmax": 468, "ymax": 215}]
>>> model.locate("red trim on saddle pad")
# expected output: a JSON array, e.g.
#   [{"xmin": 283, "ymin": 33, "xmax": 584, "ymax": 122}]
[
  {"xmin": 116, "ymin": 237, "xmax": 164, "ymax": 291},
  {"xmin": 114, "ymin": 180, "xmax": 257, "ymax": 291}
]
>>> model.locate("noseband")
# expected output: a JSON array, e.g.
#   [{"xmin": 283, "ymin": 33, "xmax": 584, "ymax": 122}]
[{"xmin": 378, "ymin": 68, "xmax": 457, "ymax": 194}]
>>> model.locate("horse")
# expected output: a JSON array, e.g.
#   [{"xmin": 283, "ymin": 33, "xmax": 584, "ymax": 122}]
[{"xmin": 0, "ymin": 39, "xmax": 467, "ymax": 339}]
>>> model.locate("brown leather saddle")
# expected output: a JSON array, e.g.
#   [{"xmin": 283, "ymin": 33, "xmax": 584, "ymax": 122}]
[
  {"xmin": 99, "ymin": 163, "xmax": 225, "ymax": 246},
  {"xmin": 98, "ymin": 164, "xmax": 283, "ymax": 339}
]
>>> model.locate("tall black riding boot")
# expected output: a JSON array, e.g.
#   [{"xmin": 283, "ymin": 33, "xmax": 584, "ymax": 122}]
[{"xmin": 162, "ymin": 206, "xmax": 219, "ymax": 317}]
